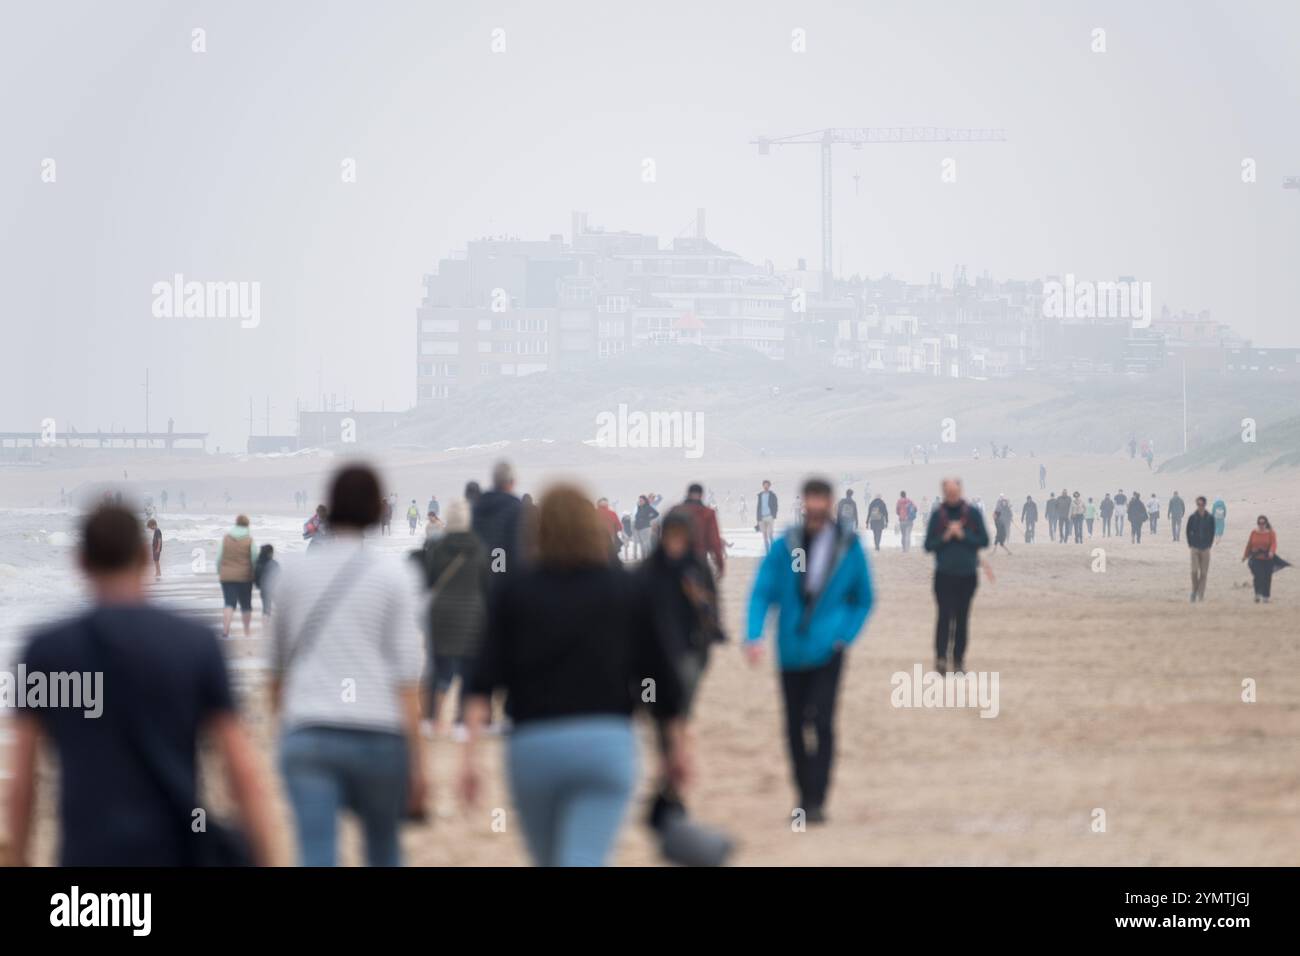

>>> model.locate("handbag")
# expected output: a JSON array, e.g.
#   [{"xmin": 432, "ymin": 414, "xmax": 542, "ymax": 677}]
[{"xmin": 280, "ymin": 548, "xmax": 369, "ymax": 673}]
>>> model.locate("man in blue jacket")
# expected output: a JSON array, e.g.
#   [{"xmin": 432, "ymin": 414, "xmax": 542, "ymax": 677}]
[{"xmin": 745, "ymin": 477, "xmax": 874, "ymax": 825}]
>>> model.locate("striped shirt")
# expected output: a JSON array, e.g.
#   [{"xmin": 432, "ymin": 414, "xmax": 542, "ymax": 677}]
[{"xmin": 271, "ymin": 535, "xmax": 425, "ymax": 735}]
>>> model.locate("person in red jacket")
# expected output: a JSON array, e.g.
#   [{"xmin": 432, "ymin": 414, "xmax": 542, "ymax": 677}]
[
  {"xmin": 676, "ymin": 483, "xmax": 725, "ymax": 580},
  {"xmin": 595, "ymin": 497, "xmax": 624, "ymax": 560},
  {"xmin": 895, "ymin": 491, "xmax": 918, "ymax": 552},
  {"xmin": 1242, "ymin": 515, "xmax": 1286, "ymax": 604}
]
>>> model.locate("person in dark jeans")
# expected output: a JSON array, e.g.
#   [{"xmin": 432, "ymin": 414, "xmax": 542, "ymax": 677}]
[
  {"xmin": 746, "ymin": 477, "xmax": 875, "ymax": 825},
  {"xmin": 866, "ymin": 494, "xmax": 889, "ymax": 550},
  {"xmin": 641, "ymin": 510, "xmax": 725, "ymax": 842},
  {"xmin": 1020, "ymin": 495, "xmax": 1038, "ymax": 543},
  {"xmin": 924, "ymin": 477, "xmax": 990, "ymax": 674},
  {"xmin": 1127, "ymin": 492, "xmax": 1148, "ymax": 544},
  {"xmin": 1242, "ymin": 515, "xmax": 1284, "ymax": 604}
]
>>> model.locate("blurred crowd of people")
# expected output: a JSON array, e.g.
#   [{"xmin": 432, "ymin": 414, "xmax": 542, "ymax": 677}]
[{"xmin": 4, "ymin": 458, "xmax": 1286, "ymax": 868}]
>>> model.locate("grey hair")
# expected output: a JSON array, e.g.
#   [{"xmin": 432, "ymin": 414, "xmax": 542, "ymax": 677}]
[{"xmin": 491, "ymin": 459, "xmax": 515, "ymax": 490}]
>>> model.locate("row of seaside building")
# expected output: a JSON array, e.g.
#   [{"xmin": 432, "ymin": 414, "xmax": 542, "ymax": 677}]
[{"xmin": 414, "ymin": 210, "xmax": 1297, "ymax": 404}]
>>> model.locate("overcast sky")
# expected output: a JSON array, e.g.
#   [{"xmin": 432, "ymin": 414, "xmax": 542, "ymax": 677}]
[{"xmin": 2, "ymin": 0, "xmax": 1297, "ymax": 448}]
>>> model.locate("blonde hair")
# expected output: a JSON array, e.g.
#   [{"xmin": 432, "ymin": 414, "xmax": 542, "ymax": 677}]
[
  {"xmin": 536, "ymin": 484, "xmax": 609, "ymax": 570},
  {"xmin": 443, "ymin": 498, "xmax": 471, "ymax": 533}
]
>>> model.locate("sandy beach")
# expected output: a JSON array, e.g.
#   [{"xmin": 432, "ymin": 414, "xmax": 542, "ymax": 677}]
[{"xmin": 3, "ymin": 451, "xmax": 1298, "ymax": 866}]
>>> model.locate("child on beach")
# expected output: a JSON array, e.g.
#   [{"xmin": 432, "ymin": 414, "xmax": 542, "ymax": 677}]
[{"xmin": 254, "ymin": 544, "xmax": 280, "ymax": 618}]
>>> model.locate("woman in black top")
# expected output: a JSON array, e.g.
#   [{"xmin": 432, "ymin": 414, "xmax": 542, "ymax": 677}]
[
  {"xmin": 632, "ymin": 494, "xmax": 659, "ymax": 559},
  {"xmin": 459, "ymin": 484, "xmax": 688, "ymax": 866}
]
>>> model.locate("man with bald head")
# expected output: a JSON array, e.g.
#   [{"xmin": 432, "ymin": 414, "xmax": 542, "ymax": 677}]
[{"xmin": 923, "ymin": 478, "xmax": 989, "ymax": 675}]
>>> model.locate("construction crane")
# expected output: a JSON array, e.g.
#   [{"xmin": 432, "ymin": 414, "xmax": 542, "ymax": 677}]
[{"xmin": 752, "ymin": 127, "xmax": 1007, "ymax": 294}]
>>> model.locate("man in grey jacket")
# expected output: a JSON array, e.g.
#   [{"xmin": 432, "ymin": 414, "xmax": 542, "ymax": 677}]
[{"xmin": 755, "ymin": 480, "xmax": 779, "ymax": 554}]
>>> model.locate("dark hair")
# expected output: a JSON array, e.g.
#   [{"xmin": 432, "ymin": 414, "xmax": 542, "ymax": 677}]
[
  {"xmin": 1196, "ymin": 496, "xmax": 1207, "ymax": 505},
  {"xmin": 899, "ymin": 490, "xmax": 907, "ymax": 497},
  {"xmin": 687, "ymin": 483, "xmax": 704, "ymax": 496},
  {"xmin": 803, "ymin": 477, "xmax": 833, "ymax": 498},
  {"xmin": 80, "ymin": 505, "xmax": 145, "ymax": 573},
  {"xmin": 328, "ymin": 465, "xmax": 383, "ymax": 529},
  {"xmin": 315, "ymin": 504, "xmax": 328, "ymax": 517},
  {"xmin": 1257, "ymin": 515, "xmax": 1271, "ymax": 529},
  {"xmin": 660, "ymin": 510, "xmax": 693, "ymax": 542},
  {"xmin": 259, "ymin": 544, "xmax": 274, "ymax": 559},
  {"xmin": 464, "ymin": 480, "xmax": 482, "ymax": 503}
]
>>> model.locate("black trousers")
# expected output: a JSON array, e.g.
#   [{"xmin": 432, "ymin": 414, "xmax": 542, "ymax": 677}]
[
  {"xmin": 871, "ymin": 526, "xmax": 883, "ymax": 550},
  {"xmin": 1249, "ymin": 557, "xmax": 1274, "ymax": 598},
  {"xmin": 779, "ymin": 650, "xmax": 845, "ymax": 812},
  {"xmin": 935, "ymin": 571, "xmax": 978, "ymax": 664}
]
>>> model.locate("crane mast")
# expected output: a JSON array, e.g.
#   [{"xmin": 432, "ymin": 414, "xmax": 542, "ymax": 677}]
[{"xmin": 752, "ymin": 127, "xmax": 1008, "ymax": 295}]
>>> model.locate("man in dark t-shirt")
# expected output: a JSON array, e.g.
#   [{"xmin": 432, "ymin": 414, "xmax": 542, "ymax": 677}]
[{"xmin": 5, "ymin": 505, "xmax": 271, "ymax": 866}]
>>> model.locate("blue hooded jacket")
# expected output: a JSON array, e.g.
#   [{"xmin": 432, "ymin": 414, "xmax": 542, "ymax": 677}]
[{"xmin": 746, "ymin": 522, "xmax": 874, "ymax": 670}]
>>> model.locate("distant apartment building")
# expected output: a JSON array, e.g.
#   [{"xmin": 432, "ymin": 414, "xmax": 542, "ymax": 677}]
[
  {"xmin": 416, "ymin": 211, "xmax": 785, "ymax": 404},
  {"xmin": 415, "ymin": 219, "xmax": 1240, "ymax": 404},
  {"xmin": 827, "ymin": 270, "xmax": 1045, "ymax": 377},
  {"xmin": 416, "ymin": 237, "xmax": 573, "ymax": 400}
]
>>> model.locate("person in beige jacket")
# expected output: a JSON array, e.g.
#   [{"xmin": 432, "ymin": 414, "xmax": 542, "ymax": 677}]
[{"xmin": 218, "ymin": 514, "xmax": 256, "ymax": 638}]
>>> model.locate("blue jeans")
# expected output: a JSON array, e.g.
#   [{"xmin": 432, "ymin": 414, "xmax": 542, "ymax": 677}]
[
  {"xmin": 280, "ymin": 726, "xmax": 408, "ymax": 867},
  {"xmin": 507, "ymin": 716, "xmax": 636, "ymax": 866}
]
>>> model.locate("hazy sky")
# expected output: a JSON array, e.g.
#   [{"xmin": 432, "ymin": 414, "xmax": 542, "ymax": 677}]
[{"xmin": 2, "ymin": 0, "xmax": 1297, "ymax": 448}]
